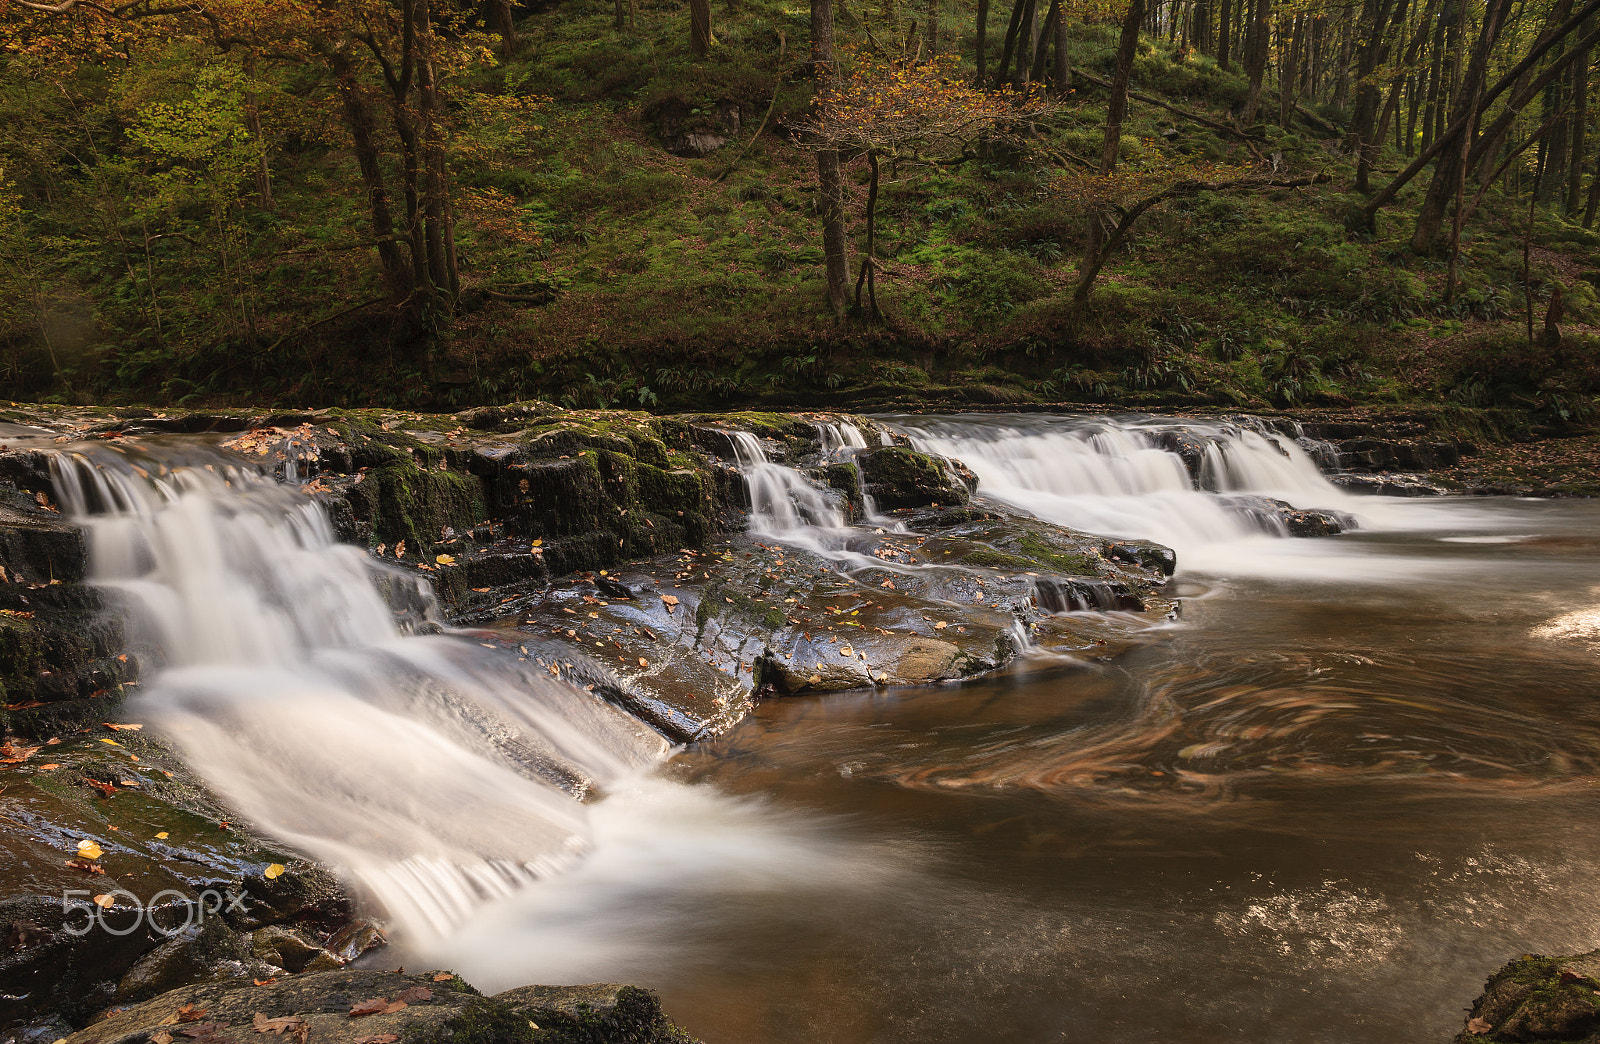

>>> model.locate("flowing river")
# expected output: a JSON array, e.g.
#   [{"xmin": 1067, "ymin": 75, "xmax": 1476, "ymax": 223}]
[{"xmin": 49, "ymin": 413, "xmax": 1600, "ymax": 1043}]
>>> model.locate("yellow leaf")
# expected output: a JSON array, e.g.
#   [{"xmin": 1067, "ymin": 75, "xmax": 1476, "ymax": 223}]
[
  {"xmin": 77, "ymin": 840, "xmax": 103, "ymax": 860},
  {"xmin": 99, "ymin": 738, "xmax": 121, "ymax": 747},
  {"xmin": 92, "ymin": 894, "xmax": 114, "ymax": 909},
  {"xmin": 264, "ymin": 863, "xmax": 286, "ymax": 880},
  {"xmin": 155, "ymin": 832, "xmax": 169, "ymax": 839},
  {"xmin": 435, "ymin": 554, "xmax": 456, "ymax": 566}
]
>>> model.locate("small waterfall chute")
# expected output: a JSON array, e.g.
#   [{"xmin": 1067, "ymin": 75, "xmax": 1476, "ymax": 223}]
[{"xmin": 51, "ymin": 445, "xmax": 668, "ymax": 944}]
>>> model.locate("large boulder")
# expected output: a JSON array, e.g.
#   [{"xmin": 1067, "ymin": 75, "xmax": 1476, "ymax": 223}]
[
  {"xmin": 56, "ymin": 968, "xmax": 697, "ymax": 1044},
  {"xmin": 858, "ymin": 447, "xmax": 976, "ymax": 510}
]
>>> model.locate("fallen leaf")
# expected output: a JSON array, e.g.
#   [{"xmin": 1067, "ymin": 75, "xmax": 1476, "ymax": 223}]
[
  {"xmin": 661, "ymin": 594, "xmax": 679, "ymax": 607},
  {"xmin": 253, "ymin": 978, "xmax": 278, "ymax": 986},
  {"xmin": 349, "ymin": 998, "xmax": 407, "ymax": 1017},
  {"xmin": 99, "ymin": 738, "xmax": 121, "ymax": 747},
  {"xmin": 92, "ymin": 894, "xmax": 114, "ymax": 909},
  {"xmin": 432, "ymin": 973, "xmax": 455, "ymax": 982},
  {"xmin": 933, "ymin": 621, "xmax": 948, "ymax": 630},
  {"xmin": 0, "ymin": 741, "xmax": 40, "ymax": 764},
  {"xmin": 152, "ymin": 1032, "xmax": 174, "ymax": 1044},
  {"xmin": 394, "ymin": 986, "xmax": 433, "ymax": 1003},
  {"xmin": 155, "ymin": 831, "xmax": 169, "ymax": 839},
  {"xmin": 264, "ymin": 863, "xmax": 285, "ymax": 880},
  {"xmin": 77, "ymin": 840, "xmax": 103, "ymax": 860},
  {"xmin": 38, "ymin": 763, "xmax": 59, "ymax": 770},
  {"xmin": 252, "ymin": 1012, "xmax": 307, "ymax": 1042},
  {"xmin": 176, "ymin": 1005, "xmax": 208, "ymax": 1024},
  {"xmin": 435, "ymin": 554, "xmax": 455, "ymax": 566},
  {"xmin": 103, "ymin": 723, "xmax": 143, "ymax": 731},
  {"xmin": 638, "ymin": 658, "xmax": 649, "ymax": 667},
  {"xmin": 354, "ymin": 1037, "xmax": 399, "ymax": 1044},
  {"xmin": 1466, "ymin": 1016, "xmax": 1492, "ymax": 1035}
]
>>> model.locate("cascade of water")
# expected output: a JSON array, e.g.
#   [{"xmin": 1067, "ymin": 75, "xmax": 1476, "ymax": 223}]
[
  {"xmin": 882, "ymin": 414, "xmax": 1402, "ymax": 578},
  {"xmin": 51, "ymin": 446, "xmax": 668, "ymax": 944},
  {"xmin": 815, "ymin": 421, "xmax": 868, "ymax": 458},
  {"xmin": 728, "ymin": 432, "xmax": 851, "ymax": 541}
]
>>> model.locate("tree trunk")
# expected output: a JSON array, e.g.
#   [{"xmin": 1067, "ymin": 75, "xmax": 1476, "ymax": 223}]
[
  {"xmin": 1012, "ymin": 0, "xmax": 1038, "ymax": 87},
  {"xmin": 1240, "ymin": 0, "xmax": 1271, "ymax": 126},
  {"xmin": 1567, "ymin": 38, "xmax": 1589, "ymax": 214},
  {"xmin": 927, "ymin": 0, "xmax": 940, "ymax": 53},
  {"xmin": 1330, "ymin": 20, "xmax": 1351, "ymax": 108},
  {"xmin": 328, "ymin": 51, "xmax": 408, "ymax": 299},
  {"xmin": 1279, "ymin": 12, "xmax": 1302, "ymax": 130},
  {"xmin": 811, "ymin": 0, "xmax": 851, "ymax": 315},
  {"xmin": 1409, "ymin": 0, "xmax": 1513, "ymax": 253},
  {"xmin": 1053, "ymin": 0, "xmax": 1071, "ymax": 94},
  {"xmin": 995, "ymin": 0, "xmax": 1027, "ymax": 85},
  {"xmin": 416, "ymin": 0, "xmax": 456, "ymax": 301},
  {"xmin": 1100, "ymin": 0, "xmax": 1145, "ymax": 173},
  {"xmin": 691, "ymin": 0, "xmax": 712, "ymax": 57},
  {"xmin": 1030, "ymin": 0, "xmax": 1059, "ymax": 83},
  {"xmin": 1192, "ymin": 0, "xmax": 1210, "ymax": 54},
  {"xmin": 976, "ymin": 0, "xmax": 991, "ymax": 82},
  {"xmin": 1217, "ymin": 0, "xmax": 1232, "ymax": 68},
  {"xmin": 854, "ymin": 151, "xmax": 881, "ymax": 318},
  {"xmin": 490, "ymin": 0, "xmax": 517, "ymax": 57},
  {"xmin": 1088, "ymin": 0, "xmax": 1146, "ymax": 263},
  {"xmin": 1583, "ymin": 145, "xmax": 1600, "ymax": 226}
]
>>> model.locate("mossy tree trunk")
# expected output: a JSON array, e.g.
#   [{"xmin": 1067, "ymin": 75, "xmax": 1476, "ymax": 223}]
[
  {"xmin": 691, "ymin": 0, "xmax": 712, "ymax": 57},
  {"xmin": 811, "ymin": 0, "xmax": 852, "ymax": 315}
]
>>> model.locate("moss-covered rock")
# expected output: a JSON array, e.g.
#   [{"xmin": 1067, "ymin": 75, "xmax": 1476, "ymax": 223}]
[
  {"xmin": 53, "ymin": 969, "xmax": 700, "ymax": 1044},
  {"xmin": 857, "ymin": 447, "xmax": 975, "ymax": 510},
  {"xmin": 1452, "ymin": 951, "xmax": 1600, "ymax": 1043}
]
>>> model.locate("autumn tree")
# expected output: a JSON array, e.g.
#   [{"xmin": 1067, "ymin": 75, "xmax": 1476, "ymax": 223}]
[{"xmin": 797, "ymin": 53, "xmax": 1056, "ymax": 318}]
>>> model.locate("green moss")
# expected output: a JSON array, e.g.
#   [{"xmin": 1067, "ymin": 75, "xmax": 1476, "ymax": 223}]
[{"xmin": 525, "ymin": 986, "xmax": 699, "ymax": 1044}]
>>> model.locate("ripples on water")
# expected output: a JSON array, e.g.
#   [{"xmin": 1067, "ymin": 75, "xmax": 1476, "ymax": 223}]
[{"xmin": 45, "ymin": 418, "xmax": 1600, "ymax": 1044}]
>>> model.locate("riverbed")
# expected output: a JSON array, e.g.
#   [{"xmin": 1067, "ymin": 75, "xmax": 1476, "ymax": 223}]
[{"xmin": 432, "ymin": 491, "xmax": 1600, "ymax": 1043}]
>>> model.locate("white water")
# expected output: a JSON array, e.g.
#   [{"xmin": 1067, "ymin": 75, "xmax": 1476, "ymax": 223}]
[
  {"xmin": 37, "ymin": 413, "xmax": 1557, "ymax": 999},
  {"xmin": 883, "ymin": 414, "xmax": 1513, "ymax": 581},
  {"xmin": 52, "ymin": 448, "xmax": 680, "ymax": 943}
]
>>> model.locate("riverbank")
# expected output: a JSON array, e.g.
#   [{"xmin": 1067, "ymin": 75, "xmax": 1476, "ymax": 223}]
[{"xmin": 0, "ymin": 401, "xmax": 1591, "ymax": 1041}]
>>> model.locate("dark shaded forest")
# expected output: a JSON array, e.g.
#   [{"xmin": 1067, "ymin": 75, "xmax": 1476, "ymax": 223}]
[{"xmin": 2, "ymin": 0, "xmax": 1600, "ymax": 422}]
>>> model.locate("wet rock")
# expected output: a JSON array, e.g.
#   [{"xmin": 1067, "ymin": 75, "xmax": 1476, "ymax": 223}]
[
  {"xmin": 61, "ymin": 968, "xmax": 699, "ymax": 1044},
  {"xmin": 498, "ymin": 983, "xmax": 692, "ymax": 1042},
  {"xmin": 1331, "ymin": 472, "xmax": 1455, "ymax": 496},
  {"xmin": 1216, "ymin": 494, "xmax": 1358, "ymax": 536},
  {"xmin": 248, "ymin": 927, "xmax": 326, "ymax": 975},
  {"xmin": 1148, "ymin": 428, "xmax": 1210, "ymax": 485},
  {"xmin": 114, "ymin": 919, "xmax": 250, "ymax": 1003},
  {"xmin": 0, "ymin": 1015, "xmax": 72, "ymax": 1044},
  {"xmin": 1452, "ymin": 951, "xmax": 1600, "ymax": 1043},
  {"xmin": 858, "ymin": 447, "xmax": 975, "ymax": 510},
  {"xmin": 322, "ymin": 922, "xmax": 386, "ymax": 965},
  {"xmin": 0, "ymin": 731, "xmax": 353, "ymax": 1026},
  {"xmin": 234, "ymin": 862, "xmax": 350, "ymax": 933}
]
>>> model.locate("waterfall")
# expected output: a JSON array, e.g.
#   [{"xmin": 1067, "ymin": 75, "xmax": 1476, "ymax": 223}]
[
  {"xmin": 51, "ymin": 445, "xmax": 669, "ymax": 944},
  {"xmin": 878, "ymin": 414, "xmax": 1423, "ymax": 579}
]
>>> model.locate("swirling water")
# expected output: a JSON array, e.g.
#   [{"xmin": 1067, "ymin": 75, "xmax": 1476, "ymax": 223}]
[
  {"xmin": 41, "ymin": 416, "xmax": 1600, "ymax": 1043},
  {"xmin": 431, "ymin": 417, "xmax": 1600, "ymax": 1043}
]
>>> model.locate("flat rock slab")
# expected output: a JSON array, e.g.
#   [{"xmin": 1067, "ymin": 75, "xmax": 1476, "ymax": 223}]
[{"xmin": 62, "ymin": 969, "xmax": 697, "ymax": 1044}]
